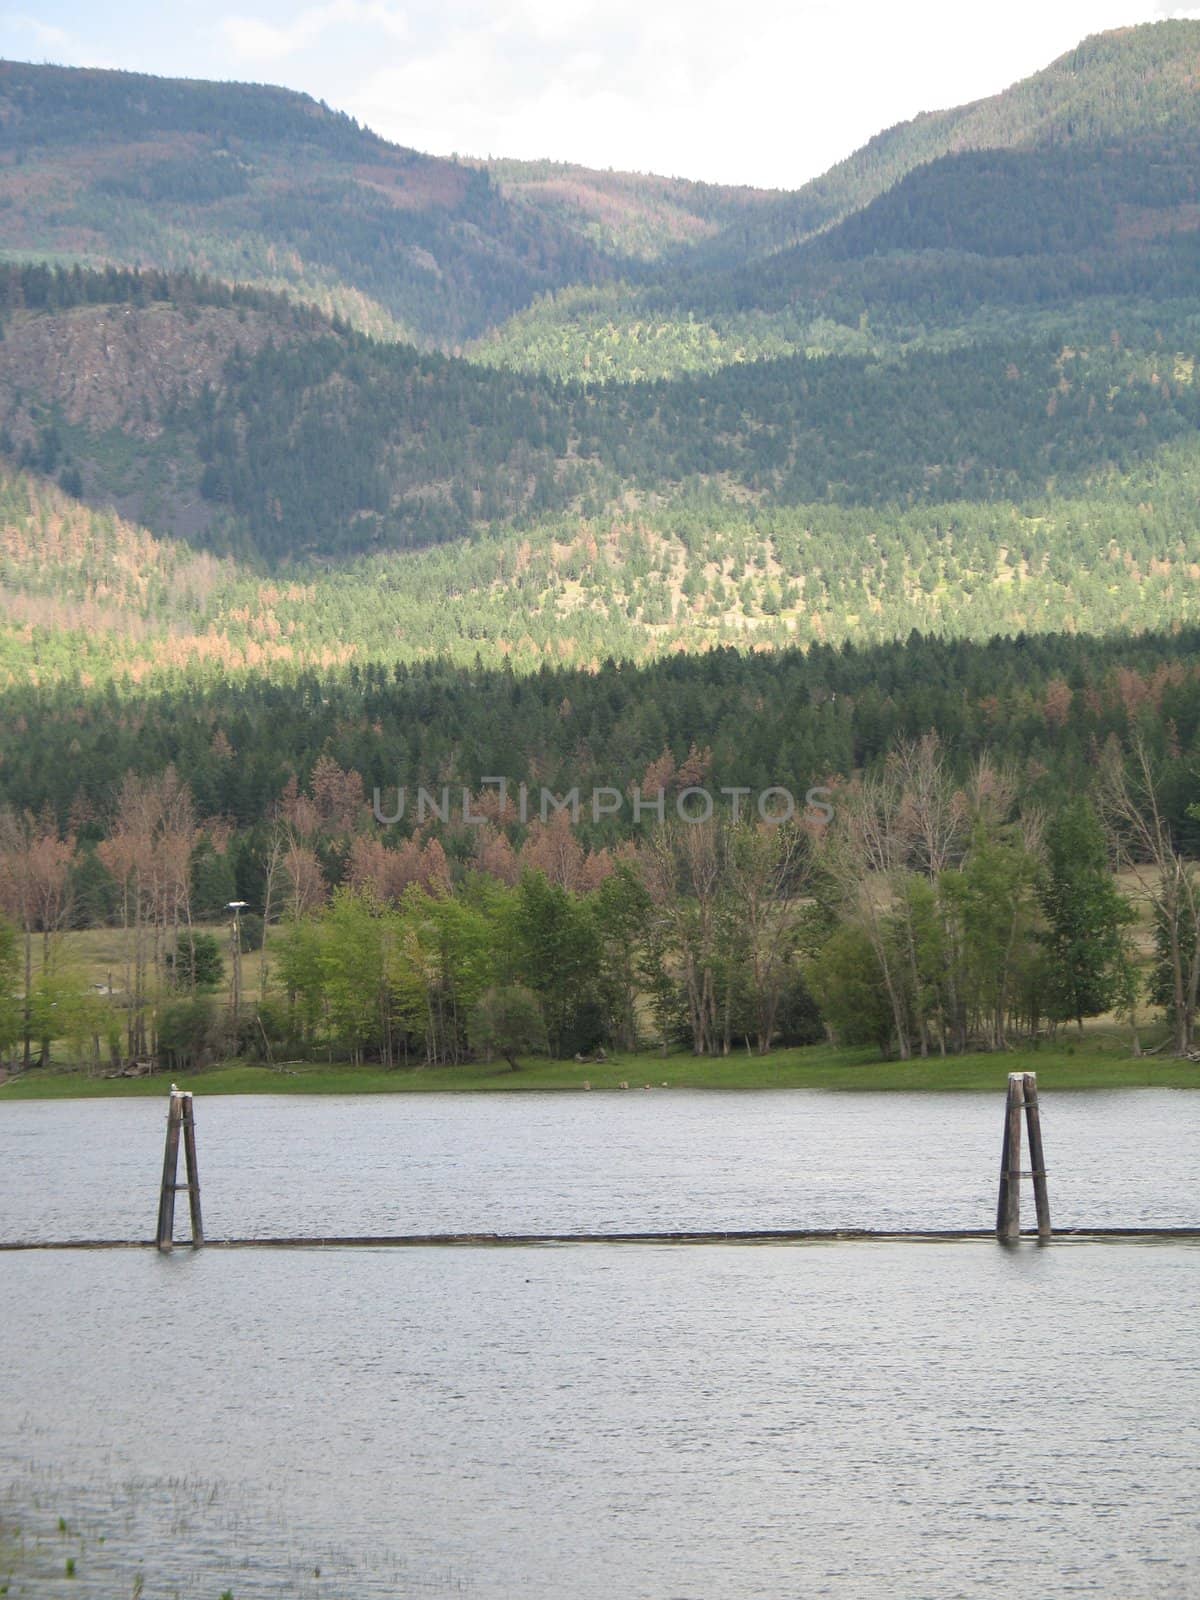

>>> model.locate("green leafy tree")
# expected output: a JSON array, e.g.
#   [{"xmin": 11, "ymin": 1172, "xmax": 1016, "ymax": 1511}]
[
  {"xmin": 0, "ymin": 915, "xmax": 20, "ymax": 1062},
  {"xmin": 277, "ymin": 916, "xmax": 329, "ymax": 1049},
  {"xmin": 510, "ymin": 872, "xmax": 602, "ymax": 1057},
  {"xmin": 26, "ymin": 961, "xmax": 107, "ymax": 1071},
  {"xmin": 1038, "ymin": 799, "xmax": 1133, "ymax": 1031},
  {"xmin": 806, "ymin": 923, "xmax": 895, "ymax": 1051},
  {"xmin": 592, "ymin": 864, "xmax": 651, "ymax": 1052},
  {"xmin": 158, "ymin": 996, "xmax": 223, "ymax": 1074},
  {"xmin": 943, "ymin": 825, "xmax": 1041, "ymax": 1051},
  {"xmin": 322, "ymin": 886, "xmax": 390, "ymax": 1065},
  {"xmin": 469, "ymin": 984, "xmax": 547, "ymax": 1070}
]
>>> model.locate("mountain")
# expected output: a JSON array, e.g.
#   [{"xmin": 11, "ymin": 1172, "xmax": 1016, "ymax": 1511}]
[
  {"xmin": 2, "ymin": 25, "xmax": 1200, "ymax": 638},
  {"xmin": 748, "ymin": 20, "xmax": 1200, "ymax": 258},
  {"xmin": 6, "ymin": 21, "xmax": 1200, "ymax": 367},
  {"xmin": 476, "ymin": 21, "xmax": 1200, "ymax": 382},
  {"xmin": 0, "ymin": 58, "xmax": 785, "ymax": 349},
  {"xmin": 6, "ymin": 259, "xmax": 1198, "ymax": 565},
  {"xmin": 0, "ymin": 58, "xmax": 636, "ymax": 347},
  {"xmin": 481, "ymin": 159, "xmax": 780, "ymax": 264}
]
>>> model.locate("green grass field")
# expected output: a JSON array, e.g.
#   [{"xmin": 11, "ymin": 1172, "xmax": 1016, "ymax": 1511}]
[{"xmin": 2, "ymin": 1039, "xmax": 1196, "ymax": 1099}]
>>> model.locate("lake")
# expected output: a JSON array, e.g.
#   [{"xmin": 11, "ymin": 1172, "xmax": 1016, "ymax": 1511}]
[{"xmin": 1, "ymin": 1090, "xmax": 1198, "ymax": 1597}]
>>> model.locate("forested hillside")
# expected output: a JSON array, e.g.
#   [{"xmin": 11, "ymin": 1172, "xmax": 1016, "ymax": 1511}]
[
  {"xmin": 475, "ymin": 23, "xmax": 1200, "ymax": 383},
  {"xmin": 7, "ymin": 436, "xmax": 1200, "ymax": 690},
  {"xmin": 4, "ymin": 617, "xmax": 1200, "ymax": 837},
  {"xmin": 4, "ymin": 260, "xmax": 1200, "ymax": 563},
  {"xmin": 0, "ymin": 59, "xmax": 629, "ymax": 346}
]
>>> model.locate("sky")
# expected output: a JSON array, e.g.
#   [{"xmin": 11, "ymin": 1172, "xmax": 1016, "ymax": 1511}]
[{"xmin": 1, "ymin": 1, "xmax": 1199, "ymax": 188}]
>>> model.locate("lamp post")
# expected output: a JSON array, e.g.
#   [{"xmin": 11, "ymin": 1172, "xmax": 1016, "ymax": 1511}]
[{"xmin": 226, "ymin": 901, "xmax": 248, "ymax": 1020}]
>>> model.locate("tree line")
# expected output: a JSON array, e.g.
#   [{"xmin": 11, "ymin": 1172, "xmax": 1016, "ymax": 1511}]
[
  {"xmin": 4, "ymin": 623, "xmax": 1200, "ymax": 852},
  {"xmin": 2, "ymin": 720, "xmax": 1200, "ymax": 1074}
]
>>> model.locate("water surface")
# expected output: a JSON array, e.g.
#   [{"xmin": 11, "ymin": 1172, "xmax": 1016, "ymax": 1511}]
[
  {"xmin": 1, "ymin": 1091, "xmax": 1197, "ymax": 1598},
  {"xmin": 2, "ymin": 1088, "xmax": 1198, "ymax": 1241}
]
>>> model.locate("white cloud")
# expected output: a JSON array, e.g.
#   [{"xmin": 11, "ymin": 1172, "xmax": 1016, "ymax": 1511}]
[
  {"xmin": 40, "ymin": 0, "xmax": 1188, "ymax": 187},
  {"xmin": 1, "ymin": 10, "xmax": 72, "ymax": 50},
  {"xmin": 342, "ymin": 0, "xmax": 1175, "ymax": 186},
  {"xmin": 219, "ymin": 0, "xmax": 406, "ymax": 65}
]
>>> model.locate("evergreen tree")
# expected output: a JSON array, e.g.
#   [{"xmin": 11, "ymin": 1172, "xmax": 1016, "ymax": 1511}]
[
  {"xmin": 1038, "ymin": 799, "xmax": 1132, "ymax": 1031},
  {"xmin": 169, "ymin": 931, "xmax": 225, "ymax": 992}
]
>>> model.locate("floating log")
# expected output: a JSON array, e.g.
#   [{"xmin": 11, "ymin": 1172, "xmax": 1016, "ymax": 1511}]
[{"xmin": 3, "ymin": 1226, "xmax": 1194, "ymax": 1253}]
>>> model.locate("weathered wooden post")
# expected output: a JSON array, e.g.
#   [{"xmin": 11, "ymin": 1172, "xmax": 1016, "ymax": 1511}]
[
  {"xmin": 996, "ymin": 1071, "xmax": 1051, "ymax": 1240},
  {"xmin": 156, "ymin": 1089, "xmax": 203, "ymax": 1252},
  {"xmin": 996, "ymin": 1071, "xmax": 1024, "ymax": 1240},
  {"xmin": 1022, "ymin": 1071, "xmax": 1051, "ymax": 1239}
]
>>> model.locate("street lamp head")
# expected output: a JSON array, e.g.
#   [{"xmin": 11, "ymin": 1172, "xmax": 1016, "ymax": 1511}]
[{"xmin": 226, "ymin": 901, "xmax": 249, "ymax": 912}]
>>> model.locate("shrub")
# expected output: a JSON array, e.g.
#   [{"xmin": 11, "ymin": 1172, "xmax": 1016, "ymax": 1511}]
[
  {"xmin": 469, "ymin": 984, "xmax": 547, "ymax": 1070},
  {"xmin": 157, "ymin": 997, "xmax": 223, "ymax": 1073}
]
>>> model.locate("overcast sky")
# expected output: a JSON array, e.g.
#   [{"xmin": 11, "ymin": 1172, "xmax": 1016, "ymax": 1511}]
[{"xmin": 1, "ymin": 2, "xmax": 1198, "ymax": 187}]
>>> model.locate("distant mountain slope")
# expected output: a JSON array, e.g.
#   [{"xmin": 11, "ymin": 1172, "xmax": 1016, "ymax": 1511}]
[
  {"xmin": 8, "ymin": 428, "xmax": 1200, "ymax": 694},
  {"xmin": 693, "ymin": 19, "xmax": 1200, "ymax": 272},
  {"xmin": 476, "ymin": 132, "xmax": 1200, "ymax": 380},
  {"xmin": 476, "ymin": 21, "xmax": 1200, "ymax": 382},
  {"xmin": 5, "ymin": 263, "xmax": 1199, "ymax": 567},
  {"xmin": 4, "ymin": 22, "xmax": 1200, "ymax": 363},
  {"xmin": 0, "ymin": 59, "xmax": 627, "ymax": 346},
  {"xmin": 0, "ymin": 266, "xmax": 333, "ymax": 542},
  {"xmin": 720, "ymin": 134, "xmax": 1200, "ymax": 324},
  {"xmin": 482, "ymin": 159, "xmax": 780, "ymax": 262}
]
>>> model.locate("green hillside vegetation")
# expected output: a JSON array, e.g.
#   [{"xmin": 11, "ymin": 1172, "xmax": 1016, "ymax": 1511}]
[
  {"xmin": 0, "ymin": 59, "xmax": 626, "ymax": 346},
  {"xmin": 482, "ymin": 159, "xmax": 779, "ymax": 262},
  {"xmin": 5, "ymin": 263, "xmax": 1200, "ymax": 565},
  {"xmin": 476, "ymin": 137, "xmax": 1200, "ymax": 384},
  {"xmin": 7, "ymin": 413, "xmax": 1200, "ymax": 689},
  {"xmin": 473, "ymin": 24, "xmax": 1200, "ymax": 384}
]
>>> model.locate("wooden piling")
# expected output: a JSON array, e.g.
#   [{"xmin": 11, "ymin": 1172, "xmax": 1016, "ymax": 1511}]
[
  {"xmin": 181, "ymin": 1094, "xmax": 204, "ymax": 1246},
  {"xmin": 155, "ymin": 1093, "xmax": 183, "ymax": 1252},
  {"xmin": 996, "ymin": 1072, "xmax": 1024, "ymax": 1240},
  {"xmin": 156, "ymin": 1090, "xmax": 202, "ymax": 1252},
  {"xmin": 1022, "ymin": 1071, "xmax": 1051, "ymax": 1238}
]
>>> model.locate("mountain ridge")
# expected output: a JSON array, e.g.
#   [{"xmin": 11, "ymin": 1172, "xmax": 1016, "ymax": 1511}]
[
  {"xmin": 4, "ymin": 24, "xmax": 1200, "ymax": 669},
  {"xmin": 4, "ymin": 20, "xmax": 1200, "ymax": 356}
]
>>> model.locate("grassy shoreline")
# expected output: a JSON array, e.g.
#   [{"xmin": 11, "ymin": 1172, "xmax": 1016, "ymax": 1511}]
[{"xmin": 1, "ymin": 1043, "xmax": 1197, "ymax": 1098}]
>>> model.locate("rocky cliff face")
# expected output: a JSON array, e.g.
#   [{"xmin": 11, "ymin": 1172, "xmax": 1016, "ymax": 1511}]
[{"xmin": 0, "ymin": 302, "xmax": 293, "ymax": 439}]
